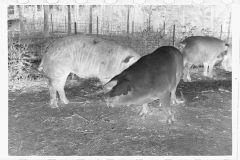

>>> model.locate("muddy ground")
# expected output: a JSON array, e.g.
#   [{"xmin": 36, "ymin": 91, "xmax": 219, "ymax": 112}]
[{"xmin": 8, "ymin": 67, "xmax": 232, "ymax": 156}]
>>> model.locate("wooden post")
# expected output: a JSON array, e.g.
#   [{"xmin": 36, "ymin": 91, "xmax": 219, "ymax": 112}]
[
  {"xmin": 163, "ymin": 21, "xmax": 165, "ymax": 36},
  {"xmin": 51, "ymin": 14, "xmax": 53, "ymax": 33},
  {"xmin": 19, "ymin": 5, "xmax": 24, "ymax": 35},
  {"xmin": 227, "ymin": 12, "xmax": 231, "ymax": 43},
  {"xmin": 67, "ymin": 5, "xmax": 71, "ymax": 35},
  {"xmin": 43, "ymin": 5, "xmax": 49, "ymax": 37},
  {"xmin": 34, "ymin": 5, "xmax": 37, "ymax": 30},
  {"xmin": 220, "ymin": 24, "xmax": 222, "ymax": 39},
  {"xmin": 132, "ymin": 21, "xmax": 134, "ymax": 36},
  {"xmin": 127, "ymin": 6, "xmax": 130, "ymax": 36},
  {"xmin": 65, "ymin": 16, "xmax": 66, "ymax": 33},
  {"xmin": 173, "ymin": 25, "xmax": 175, "ymax": 46},
  {"xmin": 97, "ymin": 16, "xmax": 99, "ymax": 37},
  {"xmin": 14, "ymin": 5, "xmax": 17, "ymax": 17},
  {"xmin": 74, "ymin": 22, "xmax": 77, "ymax": 34},
  {"xmin": 89, "ymin": 5, "xmax": 92, "ymax": 35}
]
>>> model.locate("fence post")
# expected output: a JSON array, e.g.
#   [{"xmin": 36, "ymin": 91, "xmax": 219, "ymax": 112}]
[
  {"xmin": 51, "ymin": 14, "xmax": 53, "ymax": 34},
  {"xmin": 220, "ymin": 24, "xmax": 222, "ymax": 39},
  {"xmin": 132, "ymin": 21, "xmax": 134, "ymax": 36},
  {"xmin": 89, "ymin": 6, "xmax": 92, "ymax": 35},
  {"xmin": 97, "ymin": 16, "xmax": 99, "ymax": 37},
  {"xmin": 127, "ymin": 6, "xmax": 130, "ymax": 36},
  {"xmin": 173, "ymin": 25, "xmax": 175, "ymax": 46},
  {"xmin": 163, "ymin": 21, "xmax": 165, "ymax": 36},
  {"xmin": 227, "ymin": 12, "xmax": 231, "ymax": 43},
  {"xmin": 65, "ymin": 16, "xmax": 66, "ymax": 33},
  {"xmin": 74, "ymin": 22, "xmax": 77, "ymax": 34}
]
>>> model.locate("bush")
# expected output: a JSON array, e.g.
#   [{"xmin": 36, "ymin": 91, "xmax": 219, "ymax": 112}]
[
  {"xmin": 8, "ymin": 38, "xmax": 32, "ymax": 81},
  {"xmin": 8, "ymin": 37, "xmax": 46, "ymax": 90}
]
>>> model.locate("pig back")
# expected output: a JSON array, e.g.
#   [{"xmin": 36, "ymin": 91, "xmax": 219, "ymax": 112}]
[
  {"xmin": 40, "ymin": 35, "xmax": 140, "ymax": 81},
  {"xmin": 180, "ymin": 36, "xmax": 228, "ymax": 65}
]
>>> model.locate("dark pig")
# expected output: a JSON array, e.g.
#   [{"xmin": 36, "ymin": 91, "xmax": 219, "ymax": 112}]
[
  {"xmin": 38, "ymin": 35, "xmax": 140, "ymax": 108},
  {"xmin": 179, "ymin": 36, "xmax": 229, "ymax": 82},
  {"xmin": 104, "ymin": 46, "xmax": 184, "ymax": 124}
]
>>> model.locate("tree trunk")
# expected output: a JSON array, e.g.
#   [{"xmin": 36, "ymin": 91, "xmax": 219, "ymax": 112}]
[
  {"xmin": 41, "ymin": 5, "xmax": 44, "ymax": 17},
  {"xmin": 148, "ymin": 13, "xmax": 151, "ymax": 31},
  {"xmin": 68, "ymin": 5, "xmax": 71, "ymax": 35},
  {"xmin": 43, "ymin": 5, "xmax": 49, "ymax": 37},
  {"xmin": 19, "ymin": 5, "xmax": 24, "ymax": 35},
  {"xmin": 227, "ymin": 12, "xmax": 231, "ymax": 43},
  {"xmin": 99, "ymin": 5, "xmax": 103, "ymax": 34},
  {"xmin": 89, "ymin": 5, "xmax": 92, "ymax": 35},
  {"xmin": 34, "ymin": 5, "xmax": 37, "ymax": 29},
  {"xmin": 203, "ymin": 8, "xmax": 206, "ymax": 29},
  {"xmin": 61, "ymin": 5, "xmax": 64, "ymax": 18},
  {"xmin": 108, "ymin": 5, "xmax": 113, "ymax": 34},
  {"xmin": 61, "ymin": 5, "xmax": 65, "ymax": 17},
  {"xmin": 127, "ymin": 6, "xmax": 130, "ymax": 35},
  {"xmin": 14, "ymin": 5, "xmax": 17, "ymax": 17}
]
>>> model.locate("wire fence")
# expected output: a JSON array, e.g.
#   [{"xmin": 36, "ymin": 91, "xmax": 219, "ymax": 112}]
[
  {"xmin": 9, "ymin": 15, "xmax": 231, "ymax": 42},
  {"xmin": 8, "ymin": 16, "xmax": 231, "ymax": 56}
]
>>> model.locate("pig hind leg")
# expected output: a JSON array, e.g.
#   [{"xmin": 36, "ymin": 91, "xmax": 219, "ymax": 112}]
[
  {"xmin": 183, "ymin": 62, "xmax": 192, "ymax": 82},
  {"xmin": 160, "ymin": 92, "xmax": 174, "ymax": 124},
  {"xmin": 139, "ymin": 103, "xmax": 149, "ymax": 118},
  {"xmin": 208, "ymin": 58, "xmax": 221, "ymax": 77},
  {"xmin": 48, "ymin": 79, "xmax": 58, "ymax": 108},
  {"xmin": 49, "ymin": 73, "xmax": 69, "ymax": 106},
  {"xmin": 203, "ymin": 62, "xmax": 209, "ymax": 77},
  {"xmin": 171, "ymin": 69, "xmax": 184, "ymax": 105},
  {"xmin": 57, "ymin": 74, "xmax": 69, "ymax": 104}
]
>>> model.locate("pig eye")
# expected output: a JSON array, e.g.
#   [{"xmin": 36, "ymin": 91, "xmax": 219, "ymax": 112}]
[{"xmin": 123, "ymin": 56, "xmax": 133, "ymax": 63}]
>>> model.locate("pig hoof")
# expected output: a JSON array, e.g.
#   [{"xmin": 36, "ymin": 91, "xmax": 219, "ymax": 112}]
[
  {"xmin": 175, "ymin": 98, "xmax": 185, "ymax": 104},
  {"xmin": 171, "ymin": 98, "xmax": 185, "ymax": 105},
  {"xmin": 49, "ymin": 99, "xmax": 57, "ymax": 106},
  {"xmin": 61, "ymin": 99, "xmax": 69, "ymax": 104},
  {"xmin": 106, "ymin": 102, "xmax": 113, "ymax": 108},
  {"xmin": 141, "ymin": 115, "xmax": 147, "ymax": 120},
  {"xmin": 49, "ymin": 101, "xmax": 58, "ymax": 108},
  {"xmin": 170, "ymin": 99, "xmax": 178, "ymax": 105},
  {"xmin": 49, "ymin": 99, "xmax": 55, "ymax": 105},
  {"xmin": 96, "ymin": 90, "xmax": 104, "ymax": 94},
  {"xmin": 183, "ymin": 78, "xmax": 192, "ymax": 82},
  {"xmin": 166, "ymin": 118, "xmax": 174, "ymax": 124},
  {"xmin": 165, "ymin": 114, "xmax": 175, "ymax": 124},
  {"xmin": 139, "ymin": 111, "xmax": 149, "ymax": 120},
  {"xmin": 171, "ymin": 101, "xmax": 176, "ymax": 105},
  {"xmin": 139, "ymin": 109, "xmax": 148, "ymax": 117},
  {"xmin": 51, "ymin": 104, "xmax": 59, "ymax": 108}
]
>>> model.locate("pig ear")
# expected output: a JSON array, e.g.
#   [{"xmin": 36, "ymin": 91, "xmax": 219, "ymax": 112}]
[
  {"xmin": 179, "ymin": 42, "xmax": 186, "ymax": 48},
  {"xmin": 123, "ymin": 56, "xmax": 134, "ymax": 63},
  {"xmin": 225, "ymin": 43, "xmax": 229, "ymax": 50}
]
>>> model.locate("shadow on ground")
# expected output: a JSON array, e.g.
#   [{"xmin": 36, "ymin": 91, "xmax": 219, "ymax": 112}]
[{"xmin": 8, "ymin": 67, "xmax": 232, "ymax": 156}]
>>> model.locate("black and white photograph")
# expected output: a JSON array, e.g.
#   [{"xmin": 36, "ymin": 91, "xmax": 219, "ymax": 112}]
[{"xmin": 2, "ymin": 0, "xmax": 239, "ymax": 158}]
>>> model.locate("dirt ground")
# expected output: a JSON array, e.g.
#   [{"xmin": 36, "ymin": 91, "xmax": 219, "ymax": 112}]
[{"xmin": 8, "ymin": 67, "xmax": 232, "ymax": 156}]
